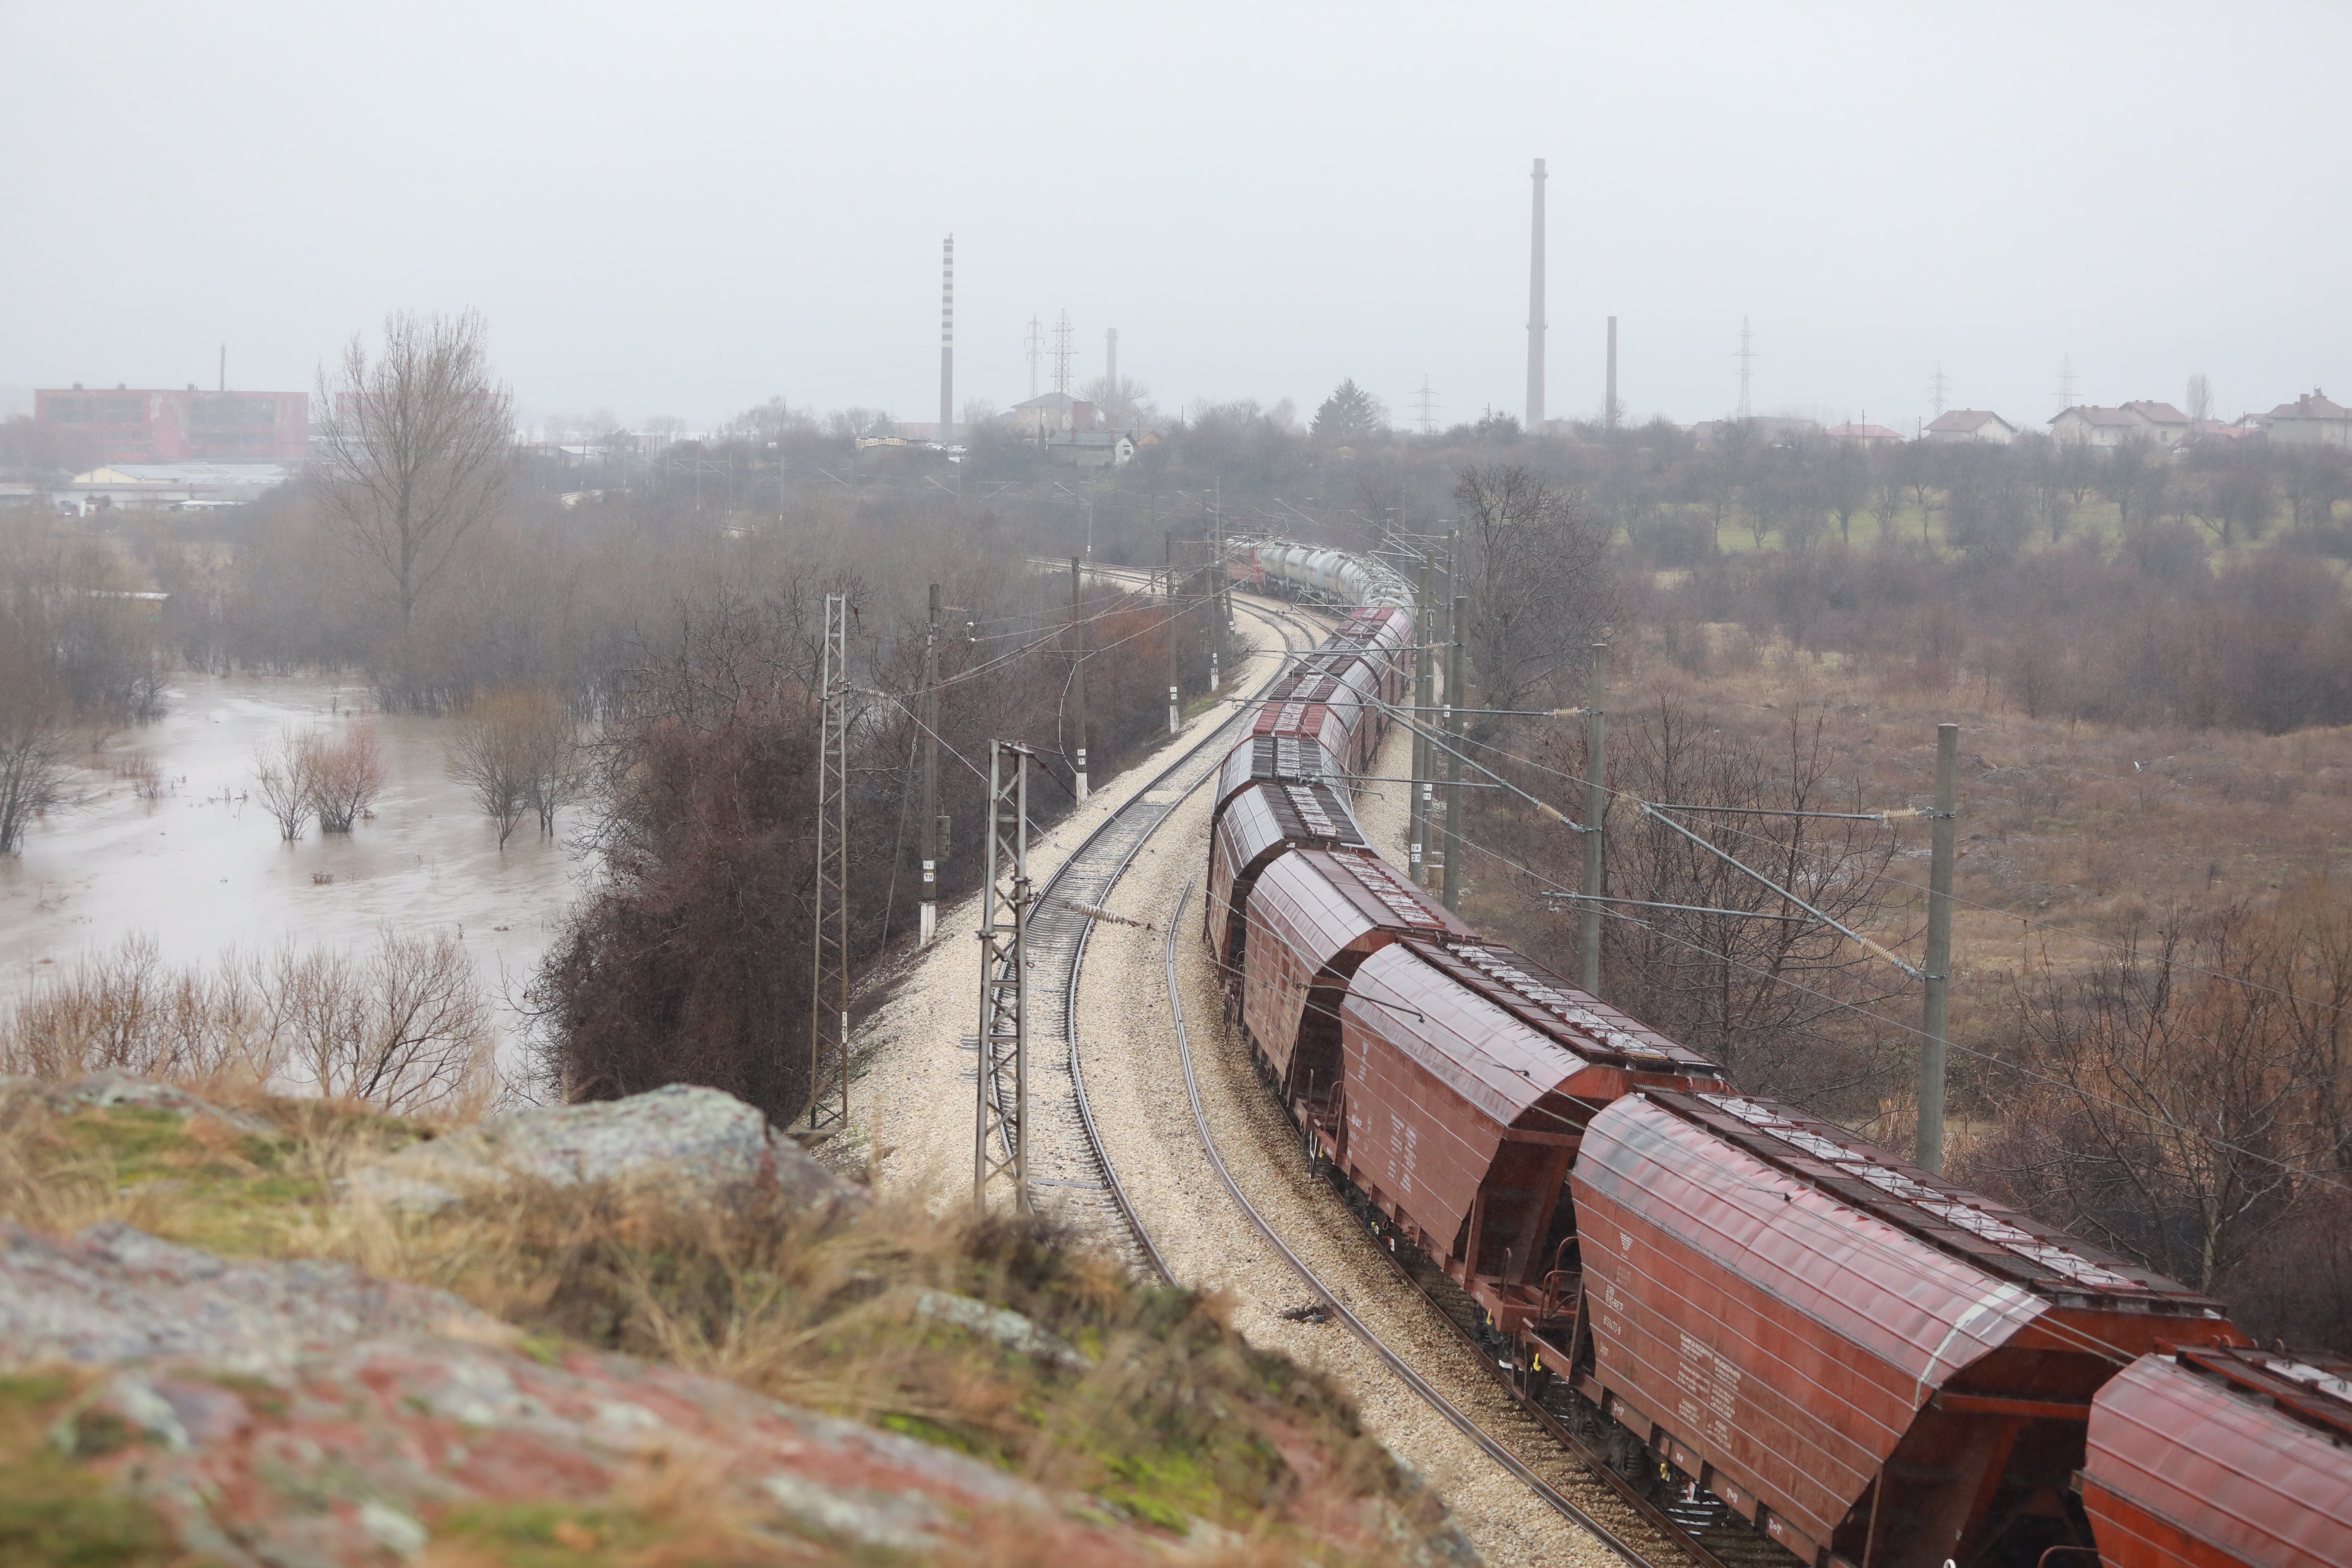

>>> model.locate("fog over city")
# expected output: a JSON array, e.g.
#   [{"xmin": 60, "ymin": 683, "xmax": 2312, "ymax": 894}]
[{"xmin": 5, "ymin": 1, "xmax": 2347, "ymax": 429}]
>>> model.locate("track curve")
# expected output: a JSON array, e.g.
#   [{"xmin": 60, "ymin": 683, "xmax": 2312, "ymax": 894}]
[{"xmin": 981, "ymin": 585, "xmax": 1323, "ymax": 1278}]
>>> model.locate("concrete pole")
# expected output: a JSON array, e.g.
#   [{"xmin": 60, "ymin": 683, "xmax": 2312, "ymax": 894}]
[
  {"xmin": 1409, "ymin": 557, "xmax": 1435, "ymax": 884},
  {"xmin": 1069, "ymin": 559, "xmax": 1089, "ymax": 801},
  {"xmin": 1165, "ymin": 531, "xmax": 1180, "ymax": 735},
  {"xmin": 1579, "ymin": 643, "xmax": 1609, "ymax": 994},
  {"xmin": 1526, "ymin": 158, "xmax": 1547, "ymax": 433},
  {"xmin": 919, "ymin": 583, "xmax": 942, "ymax": 945},
  {"xmin": 1605, "ymin": 316, "xmax": 1619, "ymax": 434},
  {"xmin": 1441, "ymin": 592, "xmax": 1467, "ymax": 914},
  {"xmin": 939, "ymin": 236, "xmax": 954, "ymax": 444},
  {"xmin": 1916, "ymin": 723, "xmax": 1959, "ymax": 1174}
]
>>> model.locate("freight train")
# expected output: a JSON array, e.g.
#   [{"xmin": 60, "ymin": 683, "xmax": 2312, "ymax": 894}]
[{"xmin": 1217, "ymin": 542, "xmax": 2350, "ymax": 1568}]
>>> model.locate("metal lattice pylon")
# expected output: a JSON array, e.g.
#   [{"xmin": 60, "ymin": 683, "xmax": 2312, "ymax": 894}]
[
  {"xmin": 972, "ymin": 742, "xmax": 1032, "ymax": 1212},
  {"xmin": 807, "ymin": 593, "xmax": 850, "ymax": 1132}
]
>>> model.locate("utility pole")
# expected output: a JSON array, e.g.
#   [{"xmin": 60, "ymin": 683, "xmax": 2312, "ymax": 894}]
[
  {"xmin": 1069, "ymin": 559, "xmax": 1089, "ymax": 801},
  {"xmin": 1441, "ymin": 592, "xmax": 1467, "ymax": 913},
  {"xmin": 1025, "ymin": 316, "xmax": 1043, "ymax": 402},
  {"xmin": 1165, "ymin": 531, "xmax": 1180, "ymax": 735},
  {"xmin": 1579, "ymin": 644, "xmax": 1610, "ymax": 993},
  {"xmin": 918, "ymin": 584, "xmax": 942, "ymax": 945},
  {"xmin": 1206, "ymin": 497, "xmax": 1224, "ymax": 695},
  {"xmin": 1928, "ymin": 363, "xmax": 1951, "ymax": 419},
  {"xmin": 1052, "ymin": 310, "xmax": 1074, "ymax": 396},
  {"xmin": 1915, "ymin": 723, "xmax": 1959, "ymax": 1174},
  {"xmin": 1409, "ymin": 556, "xmax": 1435, "ymax": 884},
  {"xmin": 1414, "ymin": 377, "xmax": 1439, "ymax": 436},
  {"xmin": 973, "ymin": 743, "xmax": 1032, "ymax": 1212},
  {"xmin": 808, "ymin": 593, "xmax": 850, "ymax": 1131}
]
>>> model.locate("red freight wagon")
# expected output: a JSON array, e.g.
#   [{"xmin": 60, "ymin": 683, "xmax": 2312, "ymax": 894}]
[
  {"xmin": 1332, "ymin": 939, "xmax": 1722, "ymax": 1332},
  {"xmin": 1572, "ymin": 1091, "xmax": 2239, "ymax": 1568},
  {"xmin": 1235, "ymin": 846, "xmax": 1468, "ymax": 1092},
  {"xmin": 1209, "ymin": 779, "xmax": 1367, "ymax": 973},
  {"xmin": 1251, "ymin": 691, "xmax": 1361, "ymax": 777},
  {"xmin": 2082, "ymin": 1346, "xmax": 2352, "ymax": 1568},
  {"xmin": 1214, "ymin": 735, "xmax": 1346, "ymax": 822}
]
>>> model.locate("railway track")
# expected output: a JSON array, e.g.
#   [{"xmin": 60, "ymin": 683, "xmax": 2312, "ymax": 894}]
[
  {"xmin": 979, "ymin": 589, "xmax": 1324, "ymax": 1279},
  {"xmin": 1159, "ymin": 875, "xmax": 1799, "ymax": 1568}
]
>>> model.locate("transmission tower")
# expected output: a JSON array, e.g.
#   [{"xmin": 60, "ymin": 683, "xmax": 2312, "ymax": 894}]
[
  {"xmin": 2054, "ymin": 354, "xmax": 2077, "ymax": 412},
  {"xmin": 1928, "ymin": 363, "xmax": 1951, "ymax": 417},
  {"xmin": 807, "ymin": 593, "xmax": 850, "ymax": 1133},
  {"xmin": 1414, "ymin": 376, "xmax": 1439, "ymax": 435},
  {"xmin": 1051, "ymin": 310, "xmax": 1074, "ymax": 396},
  {"xmin": 1735, "ymin": 316, "xmax": 1755, "ymax": 419},
  {"xmin": 1025, "ymin": 316, "xmax": 1043, "ymax": 401},
  {"xmin": 972, "ymin": 742, "xmax": 1033, "ymax": 1213}
]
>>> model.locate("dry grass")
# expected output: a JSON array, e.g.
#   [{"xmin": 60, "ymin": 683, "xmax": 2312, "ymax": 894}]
[{"xmin": 0, "ymin": 1082, "xmax": 1434, "ymax": 1561}]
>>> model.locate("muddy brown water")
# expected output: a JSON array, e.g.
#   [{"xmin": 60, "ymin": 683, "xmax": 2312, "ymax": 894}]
[{"xmin": 0, "ymin": 674, "xmax": 582, "ymax": 1075}]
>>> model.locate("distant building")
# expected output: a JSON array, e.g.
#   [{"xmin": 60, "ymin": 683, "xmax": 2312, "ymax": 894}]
[
  {"xmin": 1924, "ymin": 409, "xmax": 2018, "ymax": 445},
  {"xmin": 1046, "ymin": 431, "xmax": 1135, "ymax": 470},
  {"xmin": 59, "ymin": 461, "xmax": 292, "ymax": 514},
  {"xmin": 1009, "ymin": 391, "xmax": 1098, "ymax": 438},
  {"xmin": 35, "ymin": 385, "xmax": 309, "ymax": 464},
  {"xmin": 2259, "ymin": 391, "xmax": 2352, "ymax": 449},
  {"xmin": 1822, "ymin": 422, "xmax": 1905, "ymax": 446},
  {"xmin": 2050, "ymin": 403, "xmax": 2189, "ymax": 450}
]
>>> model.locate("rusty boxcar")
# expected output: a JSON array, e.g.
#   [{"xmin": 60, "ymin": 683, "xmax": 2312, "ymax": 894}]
[
  {"xmin": 2082, "ymin": 1344, "xmax": 2352, "ymax": 1568},
  {"xmin": 1570, "ymin": 1090, "xmax": 2242, "ymax": 1568}
]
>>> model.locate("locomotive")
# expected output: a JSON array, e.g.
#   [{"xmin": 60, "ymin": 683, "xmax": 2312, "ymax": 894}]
[{"xmin": 1215, "ymin": 542, "xmax": 2348, "ymax": 1568}]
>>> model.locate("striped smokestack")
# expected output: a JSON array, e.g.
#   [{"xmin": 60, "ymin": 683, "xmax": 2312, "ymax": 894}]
[
  {"xmin": 939, "ymin": 235, "xmax": 954, "ymax": 443},
  {"xmin": 1527, "ymin": 158, "xmax": 1546, "ymax": 432}
]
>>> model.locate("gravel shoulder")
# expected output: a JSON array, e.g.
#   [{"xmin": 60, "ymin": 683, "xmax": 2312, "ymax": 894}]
[
  {"xmin": 849, "ymin": 593, "xmax": 1301, "ymax": 1202},
  {"xmin": 1072, "ymin": 716, "xmax": 1618, "ymax": 1568}
]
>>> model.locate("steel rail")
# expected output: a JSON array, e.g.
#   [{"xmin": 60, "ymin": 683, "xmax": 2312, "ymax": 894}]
[
  {"xmin": 1162, "ymin": 877, "xmax": 1685, "ymax": 1568},
  {"xmin": 979, "ymin": 586, "xmax": 1326, "ymax": 1283}
]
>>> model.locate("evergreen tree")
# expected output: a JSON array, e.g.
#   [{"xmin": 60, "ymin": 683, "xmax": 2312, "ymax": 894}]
[{"xmin": 1312, "ymin": 379, "xmax": 1387, "ymax": 437}]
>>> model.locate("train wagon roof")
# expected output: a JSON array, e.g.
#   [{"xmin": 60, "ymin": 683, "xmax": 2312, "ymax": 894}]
[
  {"xmin": 1247, "ymin": 847, "xmax": 1469, "ymax": 971},
  {"xmin": 1217, "ymin": 734, "xmax": 1340, "ymax": 806},
  {"xmin": 1401, "ymin": 939, "xmax": 1721, "ymax": 1082},
  {"xmin": 2086, "ymin": 1348, "xmax": 2352, "ymax": 1568},
  {"xmin": 1218, "ymin": 779, "xmax": 1366, "ymax": 871},
  {"xmin": 1584, "ymin": 1092, "xmax": 2227, "ymax": 1318},
  {"xmin": 1348, "ymin": 942, "xmax": 1665, "ymax": 1134}
]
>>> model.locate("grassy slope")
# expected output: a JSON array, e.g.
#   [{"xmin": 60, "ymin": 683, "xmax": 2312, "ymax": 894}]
[{"xmin": 0, "ymin": 1087, "xmax": 1448, "ymax": 1567}]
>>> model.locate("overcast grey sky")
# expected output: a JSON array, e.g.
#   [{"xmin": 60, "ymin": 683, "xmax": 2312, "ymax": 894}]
[{"xmin": 5, "ymin": 2, "xmax": 2346, "ymax": 435}]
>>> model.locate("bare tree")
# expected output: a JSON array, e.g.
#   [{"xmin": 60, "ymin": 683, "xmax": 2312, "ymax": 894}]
[
  {"xmin": 1975, "ymin": 903, "xmax": 2349, "ymax": 1293},
  {"xmin": 252, "ymin": 727, "xmax": 322, "ymax": 841},
  {"xmin": 309, "ymin": 725, "xmax": 386, "ymax": 832},
  {"xmin": 1451, "ymin": 463, "xmax": 1611, "ymax": 712},
  {"xmin": 2187, "ymin": 372, "xmax": 2214, "ymax": 423},
  {"xmin": 446, "ymin": 690, "xmax": 574, "ymax": 845},
  {"xmin": 275, "ymin": 927, "xmax": 492, "ymax": 1113},
  {"xmin": 314, "ymin": 309, "xmax": 514, "ymax": 634},
  {"xmin": 0, "ymin": 635, "xmax": 67, "ymax": 854},
  {"xmin": 1594, "ymin": 697, "xmax": 1905, "ymax": 1113}
]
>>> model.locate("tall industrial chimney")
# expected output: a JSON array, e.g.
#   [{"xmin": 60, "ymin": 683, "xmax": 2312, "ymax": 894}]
[
  {"xmin": 1105, "ymin": 327, "xmax": 1117, "ymax": 395},
  {"xmin": 938, "ymin": 236, "xmax": 954, "ymax": 443},
  {"xmin": 1605, "ymin": 315, "xmax": 1618, "ymax": 432},
  {"xmin": 1526, "ymin": 159, "xmax": 1547, "ymax": 433}
]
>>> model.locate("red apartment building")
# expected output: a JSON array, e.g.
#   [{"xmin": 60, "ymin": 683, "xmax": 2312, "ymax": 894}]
[{"xmin": 34, "ymin": 385, "xmax": 309, "ymax": 464}]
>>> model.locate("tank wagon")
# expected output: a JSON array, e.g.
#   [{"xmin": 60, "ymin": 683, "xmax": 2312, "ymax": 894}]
[{"xmin": 1205, "ymin": 546, "xmax": 2347, "ymax": 1568}]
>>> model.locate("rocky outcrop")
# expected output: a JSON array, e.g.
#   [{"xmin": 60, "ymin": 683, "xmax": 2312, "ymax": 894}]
[
  {"xmin": 9, "ymin": 1221, "xmax": 1181, "ymax": 1566},
  {"xmin": 345, "ymin": 1082, "xmax": 861, "ymax": 1217}
]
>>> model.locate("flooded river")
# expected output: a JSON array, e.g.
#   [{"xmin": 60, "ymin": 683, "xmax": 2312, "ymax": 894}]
[{"xmin": 0, "ymin": 674, "xmax": 587, "ymax": 1073}]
